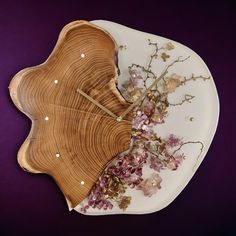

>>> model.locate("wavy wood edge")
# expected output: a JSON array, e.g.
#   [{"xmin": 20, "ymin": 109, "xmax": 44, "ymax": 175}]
[{"xmin": 9, "ymin": 20, "xmax": 133, "ymax": 209}]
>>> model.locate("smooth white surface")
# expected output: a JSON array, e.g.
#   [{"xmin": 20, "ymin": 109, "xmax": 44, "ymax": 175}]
[{"xmin": 74, "ymin": 20, "xmax": 219, "ymax": 215}]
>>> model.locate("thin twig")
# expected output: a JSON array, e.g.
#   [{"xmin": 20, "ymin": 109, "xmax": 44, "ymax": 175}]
[
  {"xmin": 147, "ymin": 39, "xmax": 163, "ymax": 72},
  {"xmin": 181, "ymin": 74, "xmax": 211, "ymax": 86},
  {"xmin": 172, "ymin": 141, "xmax": 204, "ymax": 171},
  {"xmin": 169, "ymin": 94, "xmax": 195, "ymax": 106},
  {"xmin": 166, "ymin": 56, "xmax": 191, "ymax": 71},
  {"xmin": 119, "ymin": 70, "xmax": 168, "ymax": 119},
  {"xmin": 123, "ymin": 56, "xmax": 192, "ymax": 119},
  {"xmin": 129, "ymin": 39, "xmax": 165, "ymax": 89},
  {"xmin": 129, "ymin": 63, "xmax": 156, "ymax": 80},
  {"xmin": 172, "ymin": 141, "xmax": 203, "ymax": 156},
  {"xmin": 144, "ymin": 144, "xmax": 166, "ymax": 160}
]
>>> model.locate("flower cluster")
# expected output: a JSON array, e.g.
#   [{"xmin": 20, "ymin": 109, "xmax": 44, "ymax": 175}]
[
  {"xmin": 147, "ymin": 134, "xmax": 184, "ymax": 172},
  {"xmin": 80, "ymin": 85, "xmax": 184, "ymax": 213},
  {"xmin": 137, "ymin": 173, "xmax": 162, "ymax": 197},
  {"xmin": 79, "ymin": 40, "xmax": 206, "ymax": 213},
  {"xmin": 80, "ymin": 140, "xmax": 149, "ymax": 212},
  {"xmin": 121, "ymin": 69, "xmax": 144, "ymax": 102}
]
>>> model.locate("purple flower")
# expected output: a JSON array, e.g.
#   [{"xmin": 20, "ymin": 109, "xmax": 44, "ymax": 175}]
[
  {"xmin": 165, "ymin": 134, "xmax": 182, "ymax": 148},
  {"xmin": 79, "ymin": 204, "xmax": 89, "ymax": 213},
  {"xmin": 142, "ymin": 100, "xmax": 155, "ymax": 116},
  {"xmin": 132, "ymin": 110, "xmax": 149, "ymax": 130},
  {"xmin": 151, "ymin": 111, "xmax": 167, "ymax": 125},
  {"xmin": 129, "ymin": 68, "xmax": 143, "ymax": 81},
  {"xmin": 83, "ymin": 64, "xmax": 189, "ymax": 212},
  {"xmin": 149, "ymin": 155, "xmax": 163, "ymax": 172},
  {"xmin": 141, "ymin": 128, "xmax": 154, "ymax": 139},
  {"xmin": 168, "ymin": 153, "xmax": 184, "ymax": 170}
]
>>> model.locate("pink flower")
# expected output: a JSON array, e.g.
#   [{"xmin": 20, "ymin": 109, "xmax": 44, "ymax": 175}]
[
  {"xmin": 165, "ymin": 134, "xmax": 182, "ymax": 148},
  {"xmin": 141, "ymin": 128, "xmax": 154, "ymax": 140},
  {"xmin": 132, "ymin": 110, "xmax": 149, "ymax": 129},
  {"xmin": 137, "ymin": 173, "xmax": 162, "ymax": 197},
  {"xmin": 103, "ymin": 143, "xmax": 148, "ymax": 190},
  {"xmin": 163, "ymin": 153, "xmax": 184, "ymax": 170},
  {"xmin": 166, "ymin": 157, "xmax": 178, "ymax": 170},
  {"xmin": 87, "ymin": 183, "xmax": 113, "ymax": 210},
  {"xmin": 84, "ymin": 64, "xmax": 189, "ymax": 212},
  {"xmin": 142, "ymin": 100, "xmax": 155, "ymax": 116},
  {"xmin": 149, "ymin": 155, "xmax": 163, "ymax": 172},
  {"xmin": 151, "ymin": 111, "xmax": 167, "ymax": 125},
  {"xmin": 129, "ymin": 68, "xmax": 143, "ymax": 81},
  {"xmin": 80, "ymin": 204, "xmax": 89, "ymax": 213}
]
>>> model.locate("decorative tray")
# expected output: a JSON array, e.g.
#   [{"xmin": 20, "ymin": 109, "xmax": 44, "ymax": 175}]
[{"xmin": 9, "ymin": 20, "xmax": 219, "ymax": 215}]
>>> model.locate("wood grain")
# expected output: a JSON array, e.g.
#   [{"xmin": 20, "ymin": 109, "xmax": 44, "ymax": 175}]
[{"xmin": 9, "ymin": 21, "xmax": 132, "ymax": 208}]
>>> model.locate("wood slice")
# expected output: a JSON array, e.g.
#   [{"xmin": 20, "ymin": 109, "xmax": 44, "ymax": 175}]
[{"xmin": 9, "ymin": 21, "xmax": 132, "ymax": 208}]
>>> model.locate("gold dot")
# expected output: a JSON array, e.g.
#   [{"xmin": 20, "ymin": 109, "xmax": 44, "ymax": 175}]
[
  {"xmin": 55, "ymin": 153, "xmax": 60, "ymax": 158},
  {"xmin": 80, "ymin": 181, "xmax": 85, "ymax": 185},
  {"xmin": 81, "ymin": 53, "xmax": 85, "ymax": 58},
  {"xmin": 116, "ymin": 116, "xmax": 122, "ymax": 122},
  {"xmin": 54, "ymin": 80, "xmax": 59, "ymax": 84},
  {"xmin": 44, "ymin": 116, "xmax": 49, "ymax": 121}
]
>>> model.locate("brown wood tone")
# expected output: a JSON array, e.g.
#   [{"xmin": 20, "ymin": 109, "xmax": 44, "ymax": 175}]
[{"xmin": 9, "ymin": 21, "xmax": 132, "ymax": 208}]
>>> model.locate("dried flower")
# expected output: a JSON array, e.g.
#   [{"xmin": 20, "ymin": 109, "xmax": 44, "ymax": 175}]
[
  {"xmin": 103, "ymin": 176, "xmax": 126, "ymax": 200},
  {"xmin": 161, "ymin": 52, "xmax": 170, "ymax": 62},
  {"xmin": 129, "ymin": 68, "xmax": 143, "ymax": 80},
  {"xmin": 142, "ymin": 100, "xmax": 155, "ymax": 116},
  {"xmin": 149, "ymin": 155, "xmax": 163, "ymax": 172},
  {"xmin": 121, "ymin": 70, "xmax": 143, "ymax": 102},
  {"xmin": 165, "ymin": 134, "xmax": 182, "ymax": 148},
  {"xmin": 150, "ymin": 111, "xmax": 167, "ymax": 124},
  {"xmin": 137, "ymin": 174, "xmax": 162, "ymax": 197},
  {"xmin": 130, "ymin": 88, "xmax": 143, "ymax": 102},
  {"xmin": 80, "ymin": 204, "xmax": 90, "ymax": 213},
  {"xmin": 164, "ymin": 74, "xmax": 181, "ymax": 93},
  {"xmin": 166, "ymin": 156, "xmax": 180, "ymax": 170},
  {"xmin": 146, "ymin": 141, "xmax": 158, "ymax": 153},
  {"xmin": 83, "ymin": 39, "xmax": 203, "ymax": 213},
  {"xmin": 132, "ymin": 110, "xmax": 149, "ymax": 130},
  {"xmin": 118, "ymin": 196, "xmax": 132, "ymax": 210},
  {"xmin": 166, "ymin": 42, "xmax": 175, "ymax": 50}
]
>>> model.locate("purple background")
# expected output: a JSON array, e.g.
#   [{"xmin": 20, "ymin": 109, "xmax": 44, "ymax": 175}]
[{"xmin": 0, "ymin": 0, "xmax": 235, "ymax": 235}]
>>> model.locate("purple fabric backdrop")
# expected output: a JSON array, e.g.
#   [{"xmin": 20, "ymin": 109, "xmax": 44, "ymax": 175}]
[{"xmin": 0, "ymin": 0, "xmax": 235, "ymax": 235}]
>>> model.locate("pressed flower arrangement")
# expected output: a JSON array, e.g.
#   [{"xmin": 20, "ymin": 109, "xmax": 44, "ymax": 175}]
[{"xmin": 79, "ymin": 40, "xmax": 209, "ymax": 213}]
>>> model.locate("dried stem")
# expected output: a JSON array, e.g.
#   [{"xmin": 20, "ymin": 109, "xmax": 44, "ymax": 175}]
[
  {"xmin": 130, "ymin": 56, "xmax": 190, "ymax": 88},
  {"xmin": 173, "ymin": 141, "xmax": 203, "ymax": 155},
  {"xmin": 144, "ymin": 144, "xmax": 166, "ymax": 160},
  {"xmin": 129, "ymin": 63, "xmax": 156, "ymax": 80},
  {"xmin": 147, "ymin": 39, "xmax": 164, "ymax": 72},
  {"xmin": 172, "ymin": 141, "xmax": 204, "ymax": 170},
  {"xmin": 169, "ymin": 94, "xmax": 195, "ymax": 106},
  {"xmin": 129, "ymin": 39, "xmax": 166, "ymax": 89},
  {"xmin": 166, "ymin": 56, "xmax": 191, "ymax": 71},
  {"xmin": 181, "ymin": 74, "xmax": 211, "ymax": 85}
]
